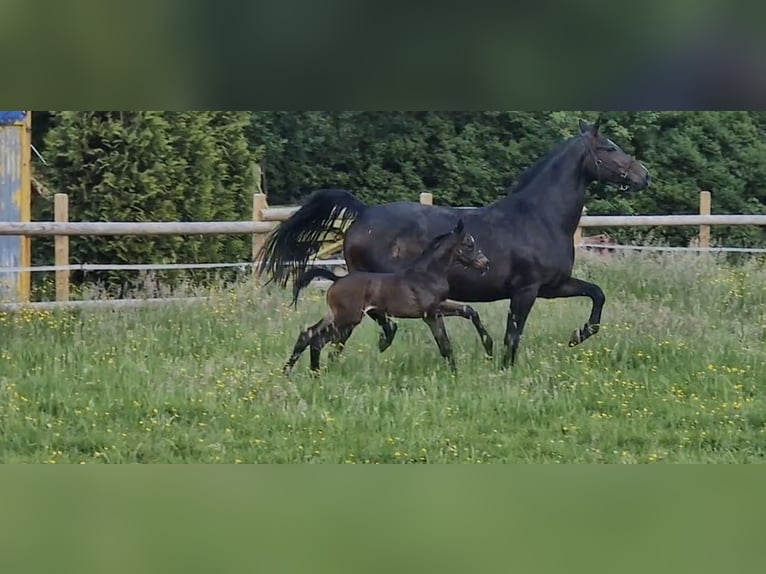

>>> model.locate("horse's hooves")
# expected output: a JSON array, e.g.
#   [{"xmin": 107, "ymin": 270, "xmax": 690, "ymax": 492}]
[{"xmin": 568, "ymin": 329, "xmax": 582, "ymax": 347}]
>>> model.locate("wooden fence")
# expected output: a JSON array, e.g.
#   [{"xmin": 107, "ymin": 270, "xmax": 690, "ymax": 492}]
[{"xmin": 1, "ymin": 190, "xmax": 766, "ymax": 305}]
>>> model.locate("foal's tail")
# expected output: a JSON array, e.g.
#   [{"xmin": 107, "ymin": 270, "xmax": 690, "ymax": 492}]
[
  {"xmin": 254, "ymin": 188, "xmax": 367, "ymax": 288},
  {"xmin": 291, "ymin": 267, "xmax": 342, "ymax": 308}
]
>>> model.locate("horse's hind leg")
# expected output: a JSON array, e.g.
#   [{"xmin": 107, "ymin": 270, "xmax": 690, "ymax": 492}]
[
  {"xmin": 538, "ymin": 278, "xmax": 605, "ymax": 347},
  {"xmin": 433, "ymin": 301, "xmax": 494, "ymax": 358},
  {"xmin": 283, "ymin": 315, "xmax": 333, "ymax": 375},
  {"xmin": 423, "ymin": 314, "xmax": 457, "ymax": 373},
  {"xmin": 367, "ymin": 309, "xmax": 398, "ymax": 353}
]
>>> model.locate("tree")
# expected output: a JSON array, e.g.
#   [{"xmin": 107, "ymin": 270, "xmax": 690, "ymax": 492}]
[{"xmin": 33, "ymin": 111, "xmax": 258, "ymax": 296}]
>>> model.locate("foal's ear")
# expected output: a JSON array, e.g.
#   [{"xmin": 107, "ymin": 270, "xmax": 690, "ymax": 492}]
[{"xmin": 453, "ymin": 218, "xmax": 464, "ymax": 234}]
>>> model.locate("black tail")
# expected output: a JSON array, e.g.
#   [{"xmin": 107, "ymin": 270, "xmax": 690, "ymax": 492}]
[
  {"xmin": 254, "ymin": 189, "xmax": 367, "ymax": 288},
  {"xmin": 291, "ymin": 267, "xmax": 342, "ymax": 308}
]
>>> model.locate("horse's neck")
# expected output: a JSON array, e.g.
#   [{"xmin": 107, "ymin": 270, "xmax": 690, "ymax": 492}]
[{"xmin": 496, "ymin": 142, "xmax": 591, "ymax": 237}]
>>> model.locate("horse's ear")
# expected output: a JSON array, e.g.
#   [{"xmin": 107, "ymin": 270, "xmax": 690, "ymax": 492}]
[
  {"xmin": 578, "ymin": 119, "xmax": 590, "ymax": 135},
  {"xmin": 592, "ymin": 115, "xmax": 602, "ymax": 135},
  {"xmin": 454, "ymin": 218, "xmax": 464, "ymax": 234}
]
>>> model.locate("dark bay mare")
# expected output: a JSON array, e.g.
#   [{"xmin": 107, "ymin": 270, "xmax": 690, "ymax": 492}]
[
  {"xmin": 283, "ymin": 219, "xmax": 489, "ymax": 374},
  {"xmin": 258, "ymin": 119, "xmax": 651, "ymax": 368}
]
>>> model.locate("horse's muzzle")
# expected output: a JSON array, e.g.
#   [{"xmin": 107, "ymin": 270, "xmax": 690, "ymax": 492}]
[{"xmin": 475, "ymin": 256, "xmax": 490, "ymax": 275}]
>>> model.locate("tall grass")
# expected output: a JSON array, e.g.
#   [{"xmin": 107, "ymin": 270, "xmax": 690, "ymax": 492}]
[{"xmin": 2, "ymin": 252, "xmax": 765, "ymax": 463}]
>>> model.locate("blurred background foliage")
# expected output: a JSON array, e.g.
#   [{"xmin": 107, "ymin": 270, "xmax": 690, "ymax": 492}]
[{"xmin": 28, "ymin": 111, "xmax": 766, "ymax": 294}]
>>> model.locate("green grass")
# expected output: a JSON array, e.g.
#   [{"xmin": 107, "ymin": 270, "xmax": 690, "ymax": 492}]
[{"xmin": 2, "ymin": 252, "xmax": 766, "ymax": 463}]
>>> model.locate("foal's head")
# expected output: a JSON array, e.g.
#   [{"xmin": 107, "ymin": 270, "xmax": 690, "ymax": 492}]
[{"xmin": 417, "ymin": 219, "xmax": 489, "ymax": 274}]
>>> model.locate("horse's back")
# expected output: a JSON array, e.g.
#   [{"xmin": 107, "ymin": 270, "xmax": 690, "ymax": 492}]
[{"xmin": 344, "ymin": 202, "xmax": 467, "ymax": 273}]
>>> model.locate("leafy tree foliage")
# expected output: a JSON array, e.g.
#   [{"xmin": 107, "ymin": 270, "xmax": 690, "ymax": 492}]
[
  {"xmin": 33, "ymin": 111, "xmax": 257, "ymax": 294},
  {"xmin": 250, "ymin": 111, "xmax": 766, "ymax": 247}
]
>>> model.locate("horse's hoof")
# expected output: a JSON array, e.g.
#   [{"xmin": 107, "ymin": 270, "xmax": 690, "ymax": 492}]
[{"xmin": 568, "ymin": 329, "xmax": 582, "ymax": 347}]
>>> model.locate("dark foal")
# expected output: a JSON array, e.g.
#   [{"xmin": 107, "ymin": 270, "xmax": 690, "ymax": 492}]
[{"xmin": 283, "ymin": 219, "xmax": 489, "ymax": 375}]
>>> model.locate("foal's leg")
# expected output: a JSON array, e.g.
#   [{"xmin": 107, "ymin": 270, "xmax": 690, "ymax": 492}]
[
  {"xmin": 502, "ymin": 286, "xmax": 539, "ymax": 369},
  {"xmin": 308, "ymin": 324, "xmax": 342, "ymax": 373},
  {"xmin": 367, "ymin": 309, "xmax": 399, "ymax": 353},
  {"xmin": 423, "ymin": 315, "xmax": 457, "ymax": 373},
  {"xmin": 327, "ymin": 324, "xmax": 355, "ymax": 363},
  {"xmin": 326, "ymin": 310, "xmax": 397, "ymax": 356},
  {"xmin": 283, "ymin": 315, "xmax": 334, "ymax": 375},
  {"xmin": 538, "ymin": 277, "xmax": 606, "ymax": 347},
  {"xmin": 433, "ymin": 301, "xmax": 494, "ymax": 358}
]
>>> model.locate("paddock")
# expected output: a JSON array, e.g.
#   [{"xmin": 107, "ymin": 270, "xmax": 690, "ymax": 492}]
[
  {"xmin": 0, "ymin": 245, "xmax": 764, "ymax": 463},
  {"xmin": 1, "ymin": 191, "xmax": 766, "ymax": 462}
]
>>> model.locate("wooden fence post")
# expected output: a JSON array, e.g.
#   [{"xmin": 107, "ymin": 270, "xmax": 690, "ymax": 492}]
[
  {"xmin": 252, "ymin": 193, "xmax": 268, "ymax": 264},
  {"xmin": 699, "ymin": 190, "xmax": 711, "ymax": 248},
  {"xmin": 54, "ymin": 193, "xmax": 69, "ymax": 302},
  {"xmin": 419, "ymin": 192, "xmax": 433, "ymax": 205}
]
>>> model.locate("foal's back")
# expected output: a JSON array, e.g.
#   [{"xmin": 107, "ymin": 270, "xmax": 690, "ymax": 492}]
[{"xmin": 327, "ymin": 268, "xmax": 449, "ymax": 322}]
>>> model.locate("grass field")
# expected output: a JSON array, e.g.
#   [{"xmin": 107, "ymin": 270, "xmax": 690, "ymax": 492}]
[{"xmin": 2, "ymin": 252, "xmax": 766, "ymax": 463}]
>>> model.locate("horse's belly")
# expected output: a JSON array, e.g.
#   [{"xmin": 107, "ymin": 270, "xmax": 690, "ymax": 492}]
[
  {"xmin": 447, "ymin": 284, "xmax": 506, "ymax": 303},
  {"xmin": 446, "ymin": 268, "xmax": 508, "ymax": 303}
]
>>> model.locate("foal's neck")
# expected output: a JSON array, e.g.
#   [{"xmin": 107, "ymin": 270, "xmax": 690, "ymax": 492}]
[{"xmin": 410, "ymin": 249, "xmax": 455, "ymax": 277}]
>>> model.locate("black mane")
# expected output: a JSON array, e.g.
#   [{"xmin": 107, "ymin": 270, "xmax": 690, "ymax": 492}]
[{"xmin": 505, "ymin": 135, "xmax": 580, "ymax": 196}]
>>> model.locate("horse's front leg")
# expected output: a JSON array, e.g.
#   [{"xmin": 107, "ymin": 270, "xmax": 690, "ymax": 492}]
[
  {"xmin": 432, "ymin": 300, "xmax": 494, "ymax": 358},
  {"xmin": 502, "ymin": 286, "xmax": 539, "ymax": 368},
  {"xmin": 538, "ymin": 277, "xmax": 606, "ymax": 346}
]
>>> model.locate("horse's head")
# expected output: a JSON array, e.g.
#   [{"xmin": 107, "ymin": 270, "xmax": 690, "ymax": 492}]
[
  {"xmin": 449, "ymin": 219, "xmax": 490, "ymax": 274},
  {"xmin": 579, "ymin": 118, "xmax": 651, "ymax": 191}
]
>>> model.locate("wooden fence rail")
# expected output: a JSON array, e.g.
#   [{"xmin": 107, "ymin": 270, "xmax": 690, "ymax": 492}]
[{"xmin": 2, "ymin": 190, "xmax": 764, "ymax": 304}]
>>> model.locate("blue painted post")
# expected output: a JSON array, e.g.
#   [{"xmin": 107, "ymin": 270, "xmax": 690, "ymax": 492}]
[{"xmin": 0, "ymin": 111, "xmax": 31, "ymax": 303}]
